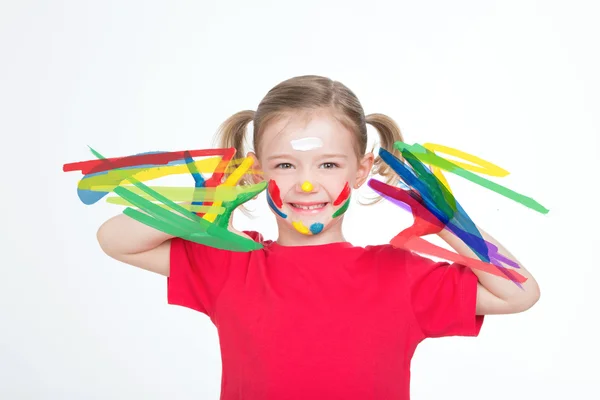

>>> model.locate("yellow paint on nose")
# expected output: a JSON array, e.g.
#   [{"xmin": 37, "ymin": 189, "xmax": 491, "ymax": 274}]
[
  {"xmin": 292, "ymin": 221, "xmax": 311, "ymax": 235},
  {"xmin": 301, "ymin": 181, "xmax": 313, "ymax": 192}
]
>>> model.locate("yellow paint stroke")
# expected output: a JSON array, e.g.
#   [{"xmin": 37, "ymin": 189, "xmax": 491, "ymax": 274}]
[
  {"xmin": 430, "ymin": 166, "xmax": 453, "ymax": 194},
  {"xmin": 422, "ymin": 143, "xmax": 510, "ymax": 194},
  {"xmin": 202, "ymin": 156, "xmax": 255, "ymax": 223},
  {"xmin": 292, "ymin": 221, "xmax": 310, "ymax": 235},
  {"xmin": 78, "ymin": 157, "xmax": 263, "ymax": 192}
]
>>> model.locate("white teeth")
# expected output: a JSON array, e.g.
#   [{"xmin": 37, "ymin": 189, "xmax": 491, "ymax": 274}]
[{"xmin": 291, "ymin": 203, "xmax": 326, "ymax": 210}]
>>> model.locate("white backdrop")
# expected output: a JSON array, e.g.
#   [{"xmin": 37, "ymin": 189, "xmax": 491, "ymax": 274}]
[{"xmin": 1, "ymin": 0, "xmax": 599, "ymax": 399}]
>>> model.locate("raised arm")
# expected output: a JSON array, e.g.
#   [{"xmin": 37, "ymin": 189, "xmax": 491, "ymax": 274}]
[{"xmin": 96, "ymin": 213, "xmax": 174, "ymax": 277}]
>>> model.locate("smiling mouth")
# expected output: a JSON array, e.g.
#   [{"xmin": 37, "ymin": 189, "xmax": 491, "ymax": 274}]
[{"xmin": 287, "ymin": 202, "xmax": 329, "ymax": 213}]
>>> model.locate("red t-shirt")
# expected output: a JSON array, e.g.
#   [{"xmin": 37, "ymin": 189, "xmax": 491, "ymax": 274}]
[{"xmin": 168, "ymin": 231, "xmax": 484, "ymax": 399}]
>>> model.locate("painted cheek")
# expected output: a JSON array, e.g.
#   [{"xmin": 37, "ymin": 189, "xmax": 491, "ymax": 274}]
[
  {"xmin": 267, "ymin": 180, "xmax": 287, "ymax": 219},
  {"xmin": 333, "ymin": 182, "xmax": 351, "ymax": 206},
  {"xmin": 332, "ymin": 199, "xmax": 350, "ymax": 218},
  {"xmin": 267, "ymin": 192, "xmax": 287, "ymax": 219},
  {"xmin": 268, "ymin": 179, "xmax": 283, "ymax": 208}
]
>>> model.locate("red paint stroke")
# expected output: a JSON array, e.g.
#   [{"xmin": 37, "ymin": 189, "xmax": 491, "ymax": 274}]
[
  {"xmin": 64, "ymin": 147, "xmax": 239, "ymax": 219},
  {"xmin": 370, "ymin": 179, "xmax": 445, "ymax": 236},
  {"xmin": 192, "ymin": 148, "xmax": 235, "ymax": 218},
  {"xmin": 369, "ymin": 179, "xmax": 527, "ymax": 283},
  {"xmin": 333, "ymin": 182, "xmax": 351, "ymax": 206},
  {"xmin": 268, "ymin": 179, "xmax": 283, "ymax": 208},
  {"xmin": 392, "ymin": 236, "xmax": 527, "ymax": 283},
  {"xmin": 202, "ymin": 148, "xmax": 235, "ymax": 187},
  {"xmin": 63, "ymin": 148, "xmax": 233, "ymax": 175}
]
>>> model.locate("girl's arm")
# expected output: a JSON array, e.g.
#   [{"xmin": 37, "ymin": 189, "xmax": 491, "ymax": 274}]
[
  {"xmin": 437, "ymin": 226, "xmax": 541, "ymax": 315},
  {"xmin": 96, "ymin": 212, "xmax": 253, "ymax": 277},
  {"xmin": 97, "ymin": 213, "xmax": 174, "ymax": 277}
]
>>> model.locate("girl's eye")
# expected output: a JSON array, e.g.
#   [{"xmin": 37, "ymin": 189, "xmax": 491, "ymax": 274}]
[
  {"xmin": 276, "ymin": 163, "xmax": 293, "ymax": 169},
  {"xmin": 321, "ymin": 162, "xmax": 339, "ymax": 169}
]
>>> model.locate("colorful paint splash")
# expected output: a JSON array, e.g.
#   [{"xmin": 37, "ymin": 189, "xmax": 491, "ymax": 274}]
[
  {"xmin": 368, "ymin": 141, "xmax": 549, "ymax": 286},
  {"xmin": 64, "ymin": 141, "xmax": 548, "ymax": 282},
  {"xmin": 265, "ymin": 179, "xmax": 352, "ymax": 236},
  {"xmin": 64, "ymin": 147, "xmax": 266, "ymax": 252}
]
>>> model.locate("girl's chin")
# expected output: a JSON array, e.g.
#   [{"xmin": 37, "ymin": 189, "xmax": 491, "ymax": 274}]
[{"xmin": 287, "ymin": 221, "xmax": 329, "ymax": 236}]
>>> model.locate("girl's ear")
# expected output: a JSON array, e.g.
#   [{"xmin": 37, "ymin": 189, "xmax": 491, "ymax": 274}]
[
  {"xmin": 354, "ymin": 152, "xmax": 375, "ymax": 189},
  {"xmin": 246, "ymin": 151, "xmax": 264, "ymax": 184}
]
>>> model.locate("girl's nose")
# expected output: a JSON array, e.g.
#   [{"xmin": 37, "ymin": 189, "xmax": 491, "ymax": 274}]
[{"xmin": 298, "ymin": 180, "xmax": 318, "ymax": 193}]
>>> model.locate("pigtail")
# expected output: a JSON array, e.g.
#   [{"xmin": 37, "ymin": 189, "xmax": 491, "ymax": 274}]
[
  {"xmin": 212, "ymin": 110, "xmax": 256, "ymax": 216},
  {"xmin": 213, "ymin": 110, "xmax": 256, "ymax": 186},
  {"xmin": 362, "ymin": 113, "xmax": 405, "ymax": 205}
]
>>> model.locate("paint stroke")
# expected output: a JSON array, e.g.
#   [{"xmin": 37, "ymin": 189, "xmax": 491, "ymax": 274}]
[
  {"xmin": 393, "ymin": 142, "xmax": 549, "ymax": 214},
  {"xmin": 103, "ymin": 186, "xmax": 253, "ymax": 204},
  {"xmin": 368, "ymin": 179, "xmax": 522, "ymax": 287},
  {"xmin": 368, "ymin": 178, "xmax": 525, "ymax": 286},
  {"xmin": 290, "ymin": 137, "xmax": 323, "ymax": 151},
  {"xmin": 399, "ymin": 147, "xmax": 490, "ymax": 260},
  {"xmin": 333, "ymin": 182, "xmax": 350, "ymax": 206},
  {"xmin": 292, "ymin": 221, "xmax": 310, "ymax": 235},
  {"xmin": 64, "ymin": 148, "xmax": 231, "ymax": 174},
  {"xmin": 267, "ymin": 192, "xmax": 288, "ymax": 219},
  {"xmin": 68, "ymin": 148, "xmax": 260, "ymax": 207},
  {"xmin": 369, "ymin": 159, "xmax": 493, "ymax": 266},
  {"xmin": 268, "ymin": 180, "xmax": 284, "ymax": 208},
  {"xmin": 379, "ymin": 147, "xmax": 490, "ymax": 261},
  {"xmin": 78, "ymin": 147, "xmax": 266, "ymax": 251},
  {"xmin": 202, "ymin": 156, "xmax": 255, "ymax": 223},
  {"xmin": 332, "ymin": 198, "xmax": 350, "ymax": 218},
  {"xmin": 310, "ymin": 223, "xmax": 324, "ymax": 234}
]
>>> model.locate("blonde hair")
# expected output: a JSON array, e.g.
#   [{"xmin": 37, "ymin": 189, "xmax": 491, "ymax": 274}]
[{"xmin": 213, "ymin": 75, "xmax": 404, "ymax": 210}]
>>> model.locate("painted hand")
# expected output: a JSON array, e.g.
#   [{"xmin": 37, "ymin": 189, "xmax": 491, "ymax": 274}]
[
  {"xmin": 369, "ymin": 146, "xmax": 483, "ymax": 252},
  {"xmin": 67, "ymin": 147, "xmax": 267, "ymax": 252}
]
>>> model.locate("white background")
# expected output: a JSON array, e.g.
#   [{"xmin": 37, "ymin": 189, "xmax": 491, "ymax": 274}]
[{"xmin": 1, "ymin": 0, "xmax": 599, "ymax": 399}]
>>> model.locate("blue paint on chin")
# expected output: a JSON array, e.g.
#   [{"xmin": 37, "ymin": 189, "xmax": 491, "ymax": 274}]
[
  {"xmin": 267, "ymin": 193, "xmax": 287, "ymax": 219},
  {"xmin": 309, "ymin": 223, "xmax": 324, "ymax": 235}
]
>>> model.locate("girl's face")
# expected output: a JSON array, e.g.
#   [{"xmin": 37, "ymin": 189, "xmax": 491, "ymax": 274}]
[{"xmin": 249, "ymin": 109, "xmax": 374, "ymax": 245}]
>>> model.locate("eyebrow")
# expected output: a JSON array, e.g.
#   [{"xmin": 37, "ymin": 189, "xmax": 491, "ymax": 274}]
[
  {"xmin": 267, "ymin": 154, "xmax": 297, "ymax": 161},
  {"xmin": 319, "ymin": 154, "xmax": 348, "ymax": 159},
  {"xmin": 267, "ymin": 153, "xmax": 348, "ymax": 161}
]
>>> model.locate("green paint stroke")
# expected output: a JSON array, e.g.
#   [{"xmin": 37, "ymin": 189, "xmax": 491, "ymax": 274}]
[
  {"xmin": 393, "ymin": 142, "xmax": 549, "ymax": 214},
  {"xmin": 401, "ymin": 148, "xmax": 457, "ymax": 218},
  {"xmin": 104, "ymin": 184, "xmax": 263, "ymax": 206},
  {"xmin": 90, "ymin": 146, "xmax": 265, "ymax": 252},
  {"xmin": 214, "ymin": 181, "xmax": 267, "ymax": 228},
  {"xmin": 332, "ymin": 198, "xmax": 351, "ymax": 218},
  {"xmin": 105, "ymin": 197, "xmax": 226, "ymax": 214}
]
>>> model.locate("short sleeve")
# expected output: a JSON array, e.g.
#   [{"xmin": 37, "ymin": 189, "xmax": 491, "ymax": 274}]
[
  {"xmin": 403, "ymin": 250, "xmax": 484, "ymax": 338},
  {"xmin": 167, "ymin": 237, "xmax": 233, "ymax": 318}
]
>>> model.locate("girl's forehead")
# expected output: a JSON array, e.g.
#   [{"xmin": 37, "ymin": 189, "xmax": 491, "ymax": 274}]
[{"xmin": 261, "ymin": 113, "xmax": 355, "ymax": 154}]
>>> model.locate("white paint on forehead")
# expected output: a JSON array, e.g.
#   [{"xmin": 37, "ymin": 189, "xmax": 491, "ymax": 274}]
[{"xmin": 290, "ymin": 137, "xmax": 323, "ymax": 151}]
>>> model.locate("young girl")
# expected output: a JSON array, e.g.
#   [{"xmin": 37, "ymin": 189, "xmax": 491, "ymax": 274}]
[{"xmin": 97, "ymin": 75, "xmax": 540, "ymax": 399}]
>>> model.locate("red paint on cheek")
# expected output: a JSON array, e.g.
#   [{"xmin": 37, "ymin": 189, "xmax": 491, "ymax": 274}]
[
  {"xmin": 333, "ymin": 182, "xmax": 351, "ymax": 206},
  {"xmin": 268, "ymin": 179, "xmax": 283, "ymax": 208}
]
